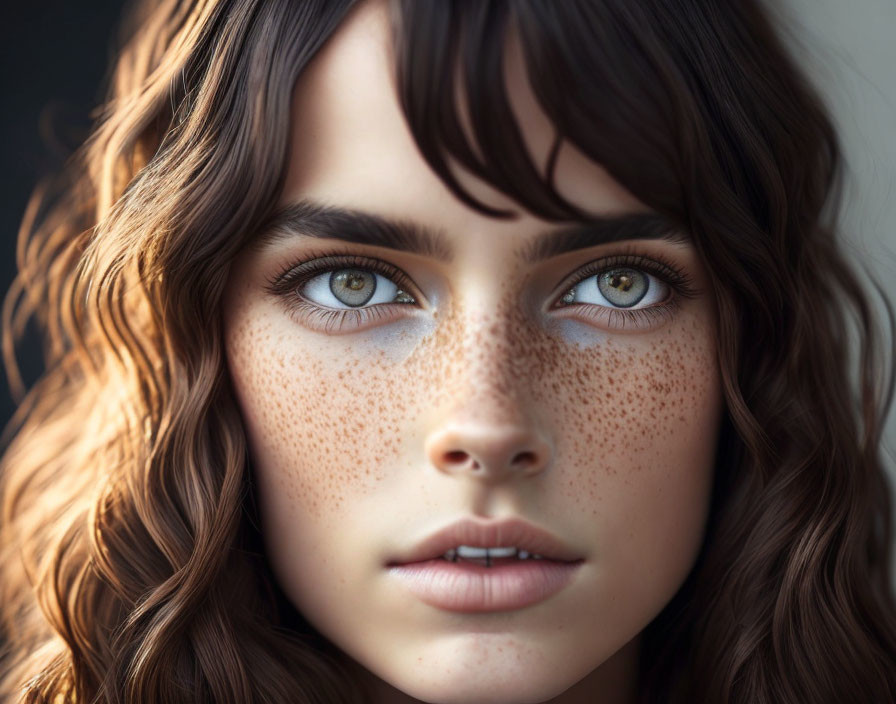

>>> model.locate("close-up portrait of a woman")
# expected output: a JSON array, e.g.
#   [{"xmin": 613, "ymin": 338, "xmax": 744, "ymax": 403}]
[{"xmin": 1, "ymin": 1, "xmax": 895, "ymax": 702}]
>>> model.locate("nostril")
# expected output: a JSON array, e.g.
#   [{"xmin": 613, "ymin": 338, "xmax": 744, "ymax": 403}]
[
  {"xmin": 511, "ymin": 450, "xmax": 537, "ymax": 467},
  {"xmin": 427, "ymin": 426, "xmax": 552, "ymax": 479}
]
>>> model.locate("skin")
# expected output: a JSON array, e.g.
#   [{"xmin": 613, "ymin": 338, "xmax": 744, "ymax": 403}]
[{"xmin": 223, "ymin": 1, "xmax": 723, "ymax": 702}]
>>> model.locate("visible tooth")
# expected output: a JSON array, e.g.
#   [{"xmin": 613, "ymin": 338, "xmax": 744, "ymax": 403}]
[
  {"xmin": 449, "ymin": 545, "xmax": 538, "ymax": 562},
  {"xmin": 456, "ymin": 546, "xmax": 489, "ymax": 558},
  {"xmin": 486, "ymin": 547, "xmax": 517, "ymax": 558}
]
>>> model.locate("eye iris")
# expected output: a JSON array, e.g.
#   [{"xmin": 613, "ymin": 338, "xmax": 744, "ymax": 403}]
[
  {"xmin": 597, "ymin": 268, "xmax": 648, "ymax": 308},
  {"xmin": 329, "ymin": 269, "xmax": 377, "ymax": 306}
]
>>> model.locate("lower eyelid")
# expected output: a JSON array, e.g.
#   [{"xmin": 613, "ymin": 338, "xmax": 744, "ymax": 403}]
[
  {"xmin": 284, "ymin": 298, "xmax": 414, "ymax": 334},
  {"xmin": 553, "ymin": 297, "xmax": 681, "ymax": 331}
]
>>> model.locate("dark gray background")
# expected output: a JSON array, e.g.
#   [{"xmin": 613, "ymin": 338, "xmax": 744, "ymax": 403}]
[{"xmin": 1, "ymin": 1, "xmax": 129, "ymax": 429}]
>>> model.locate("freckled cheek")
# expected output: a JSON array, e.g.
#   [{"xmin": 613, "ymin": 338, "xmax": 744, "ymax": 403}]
[
  {"xmin": 226, "ymin": 316, "xmax": 420, "ymax": 525},
  {"xmin": 539, "ymin": 325, "xmax": 721, "ymax": 557}
]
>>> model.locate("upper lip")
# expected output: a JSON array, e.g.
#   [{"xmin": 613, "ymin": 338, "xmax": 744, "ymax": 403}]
[{"xmin": 387, "ymin": 517, "xmax": 584, "ymax": 565}]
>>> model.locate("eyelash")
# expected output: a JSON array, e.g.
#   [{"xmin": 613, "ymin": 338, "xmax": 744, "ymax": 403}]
[
  {"xmin": 265, "ymin": 250, "xmax": 698, "ymax": 333},
  {"xmin": 266, "ymin": 253, "xmax": 418, "ymax": 333},
  {"xmin": 551, "ymin": 251, "xmax": 699, "ymax": 330}
]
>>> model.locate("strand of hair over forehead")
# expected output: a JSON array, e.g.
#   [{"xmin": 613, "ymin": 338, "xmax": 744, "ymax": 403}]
[
  {"xmin": 390, "ymin": 0, "xmax": 697, "ymax": 226},
  {"xmin": 391, "ymin": 0, "xmax": 597, "ymax": 221}
]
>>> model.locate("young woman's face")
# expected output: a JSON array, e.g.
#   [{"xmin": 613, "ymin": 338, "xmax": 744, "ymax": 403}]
[{"xmin": 224, "ymin": 1, "xmax": 723, "ymax": 702}]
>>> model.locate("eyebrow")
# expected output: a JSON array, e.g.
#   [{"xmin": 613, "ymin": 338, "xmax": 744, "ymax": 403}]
[{"xmin": 252, "ymin": 199, "xmax": 688, "ymax": 263}]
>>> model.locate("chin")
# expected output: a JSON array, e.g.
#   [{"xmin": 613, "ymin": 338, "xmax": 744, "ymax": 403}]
[{"xmin": 361, "ymin": 646, "xmax": 595, "ymax": 704}]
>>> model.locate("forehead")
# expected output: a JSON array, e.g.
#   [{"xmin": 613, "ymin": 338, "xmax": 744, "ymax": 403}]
[{"xmin": 279, "ymin": 0, "xmax": 644, "ymax": 231}]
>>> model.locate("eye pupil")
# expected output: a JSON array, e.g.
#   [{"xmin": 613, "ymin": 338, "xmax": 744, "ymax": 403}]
[
  {"xmin": 597, "ymin": 268, "xmax": 648, "ymax": 308},
  {"xmin": 330, "ymin": 268, "xmax": 377, "ymax": 306},
  {"xmin": 609, "ymin": 272, "xmax": 634, "ymax": 292}
]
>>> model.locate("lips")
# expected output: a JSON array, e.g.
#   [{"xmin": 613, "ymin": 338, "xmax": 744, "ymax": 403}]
[
  {"xmin": 386, "ymin": 517, "xmax": 583, "ymax": 566},
  {"xmin": 386, "ymin": 518, "xmax": 584, "ymax": 612}
]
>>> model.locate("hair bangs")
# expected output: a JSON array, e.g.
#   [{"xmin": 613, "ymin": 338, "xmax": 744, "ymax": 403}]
[{"xmin": 391, "ymin": 0, "xmax": 690, "ymax": 225}]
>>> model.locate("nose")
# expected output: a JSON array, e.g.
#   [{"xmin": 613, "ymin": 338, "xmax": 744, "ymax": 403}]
[
  {"xmin": 425, "ymin": 421, "xmax": 553, "ymax": 482},
  {"xmin": 422, "ymin": 301, "xmax": 552, "ymax": 483}
]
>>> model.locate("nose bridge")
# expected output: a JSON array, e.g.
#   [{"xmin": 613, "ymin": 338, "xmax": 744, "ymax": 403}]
[
  {"xmin": 424, "ymin": 302, "xmax": 553, "ymax": 483},
  {"xmin": 439, "ymin": 302, "xmax": 528, "ymax": 415}
]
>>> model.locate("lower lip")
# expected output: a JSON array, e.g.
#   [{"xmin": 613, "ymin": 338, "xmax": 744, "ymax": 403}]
[{"xmin": 387, "ymin": 558, "xmax": 583, "ymax": 612}]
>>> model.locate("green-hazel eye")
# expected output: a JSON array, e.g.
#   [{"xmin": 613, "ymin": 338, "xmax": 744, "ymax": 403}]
[
  {"xmin": 329, "ymin": 269, "xmax": 377, "ymax": 307},
  {"xmin": 302, "ymin": 267, "xmax": 416, "ymax": 309},
  {"xmin": 597, "ymin": 268, "xmax": 648, "ymax": 308},
  {"xmin": 560, "ymin": 267, "xmax": 668, "ymax": 309}
]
